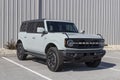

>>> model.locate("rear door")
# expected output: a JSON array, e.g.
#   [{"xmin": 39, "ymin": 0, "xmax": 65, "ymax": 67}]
[{"xmin": 25, "ymin": 22, "xmax": 36, "ymax": 51}]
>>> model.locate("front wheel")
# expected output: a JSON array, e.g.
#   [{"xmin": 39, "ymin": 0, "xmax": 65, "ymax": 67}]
[
  {"xmin": 85, "ymin": 59, "xmax": 101, "ymax": 68},
  {"xmin": 16, "ymin": 43, "xmax": 27, "ymax": 60},
  {"xmin": 46, "ymin": 47, "xmax": 63, "ymax": 72}
]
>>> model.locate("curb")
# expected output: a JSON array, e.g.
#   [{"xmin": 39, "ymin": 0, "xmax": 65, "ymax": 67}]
[
  {"xmin": 0, "ymin": 53, "xmax": 16, "ymax": 57},
  {"xmin": 104, "ymin": 45, "xmax": 120, "ymax": 50}
]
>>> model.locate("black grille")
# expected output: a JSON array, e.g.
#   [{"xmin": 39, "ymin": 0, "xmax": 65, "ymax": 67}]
[{"xmin": 66, "ymin": 38, "xmax": 104, "ymax": 49}]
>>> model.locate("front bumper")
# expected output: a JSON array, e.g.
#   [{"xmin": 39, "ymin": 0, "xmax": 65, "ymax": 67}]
[{"xmin": 59, "ymin": 49, "xmax": 106, "ymax": 62}]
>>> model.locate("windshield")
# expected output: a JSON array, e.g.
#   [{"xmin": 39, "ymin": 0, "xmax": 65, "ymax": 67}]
[{"xmin": 46, "ymin": 21, "xmax": 78, "ymax": 33}]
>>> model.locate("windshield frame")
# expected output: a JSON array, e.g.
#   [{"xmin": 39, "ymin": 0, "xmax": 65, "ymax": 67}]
[{"xmin": 46, "ymin": 21, "xmax": 79, "ymax": 33}]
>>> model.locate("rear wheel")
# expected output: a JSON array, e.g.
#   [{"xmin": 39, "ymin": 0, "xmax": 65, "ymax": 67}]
[
  {"xmin": 46, "ymin": 47, "xmax": 63, "ymax": 72},
  {"xmin": 85, "ymin": 59, "xmax": 101, "ymax": 67},
  {"xmin": 16, "ymin": 43, "xmax": 27, "ymax": 60}
]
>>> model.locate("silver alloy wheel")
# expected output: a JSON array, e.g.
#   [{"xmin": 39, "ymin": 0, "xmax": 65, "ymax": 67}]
[{"xmin": 47, "ymin": 51, "xmax": 57, "ymax": 69}]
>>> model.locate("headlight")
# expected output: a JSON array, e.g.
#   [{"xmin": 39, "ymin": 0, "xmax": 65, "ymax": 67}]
[
  {"xmin": 99, "ymin": 42, "xmax": 105, "ymax": 47},
  {"xmin": 67, "ymin": 40, "xmax": 74, "ymax": 47},
  {"xmin": 99, "ymin": 39, "xmax": 105, "ymax": 47}
]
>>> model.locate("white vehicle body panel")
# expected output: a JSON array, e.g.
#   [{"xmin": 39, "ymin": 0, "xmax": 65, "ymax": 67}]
[
  {"xmin": 66, "ymin": 33, "xmax": 101, "ymax": 39},
  {"xmin": 18, "ymin": 32, "xmax": 27, "ymax": 50}
]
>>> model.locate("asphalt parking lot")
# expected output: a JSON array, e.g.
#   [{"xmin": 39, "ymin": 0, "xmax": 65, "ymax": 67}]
[{"xmin": 0, "ymin": 50, "xmax": 120, "ymax": 80}]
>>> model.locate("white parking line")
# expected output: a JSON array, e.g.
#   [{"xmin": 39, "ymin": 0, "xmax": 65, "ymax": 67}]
[
  {"xmin": 2, "ymin": 57, "xmax": 52, "ymax": 80},
  {"xmin": 105, "ymin": 56, "xmax": 120, "ymax": 60},
  {"xmin": 100, "ymin": 66, "xmax": 120, "ymax": 72}
]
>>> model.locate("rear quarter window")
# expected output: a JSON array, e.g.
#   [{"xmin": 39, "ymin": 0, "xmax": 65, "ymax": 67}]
[{"xmin": 20, "ymin": 22, "xmax": 27, "ymax": 32}]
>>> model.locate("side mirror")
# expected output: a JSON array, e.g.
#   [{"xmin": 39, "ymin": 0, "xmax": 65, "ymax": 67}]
[
  {"xmin": 37, "ymin": 27, "xmax": 44, "ymax": 33},
  {"xmin": 80, "ymin": 30, "xmax": 85, "ymax": 34}
]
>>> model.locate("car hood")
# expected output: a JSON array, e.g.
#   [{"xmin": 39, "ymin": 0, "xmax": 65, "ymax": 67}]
[{"xmin": 66, "ymin": 33, "xmax": 102, "ymax": 39}]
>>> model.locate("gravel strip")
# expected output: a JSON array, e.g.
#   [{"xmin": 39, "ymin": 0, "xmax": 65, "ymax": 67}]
[{"xmin": 0, "ymin": 48, "xmax": 16, "ymax": 57}]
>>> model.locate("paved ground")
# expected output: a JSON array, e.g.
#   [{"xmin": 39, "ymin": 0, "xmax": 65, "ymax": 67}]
[{"xmin": 0, "ymin": 50, "xmax": 120, "ymax": 80}]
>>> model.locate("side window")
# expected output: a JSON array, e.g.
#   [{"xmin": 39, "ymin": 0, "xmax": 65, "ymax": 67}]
[
  {"xmin": 20, "ymin": 22, "xmax": 27, "ymax": 32},
  {"xmin": 34, "ymin": 22, "xmax": 44, "ymax": 33},
  {"xmin": 27, "ymin": 22, "xmax": 36, "ymax": 33}
]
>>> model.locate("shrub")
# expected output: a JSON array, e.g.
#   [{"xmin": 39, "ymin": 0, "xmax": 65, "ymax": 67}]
[{"xmin": 5, "ymin": 40, "xmax": 16, "ymax": 50}]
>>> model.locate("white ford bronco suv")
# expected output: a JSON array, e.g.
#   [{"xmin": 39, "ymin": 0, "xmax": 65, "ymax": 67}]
[{"xmin": 17, "ymin": 19, "xmax": 106, "ymax": 72}]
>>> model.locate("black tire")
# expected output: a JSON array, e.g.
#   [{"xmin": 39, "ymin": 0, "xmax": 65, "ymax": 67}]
[
  {"xmin": 85, "ymin": 59, "xmax": 101, "ymax": 68},
  {"xmin": 46, "ymin": 47, "xmax": 63, "ymax": 72},
  {"xmin": 16, "ymin": 43, "xmax": 27, "ymax": 60}
]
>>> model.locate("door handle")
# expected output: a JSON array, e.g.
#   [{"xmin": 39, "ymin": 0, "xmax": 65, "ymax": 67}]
[{"xmin": 32, "ymin": 37, "xmax": 35, "ymax": 39}]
